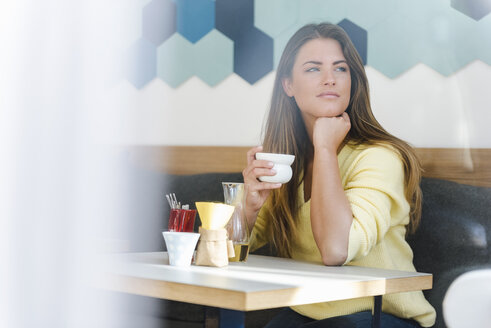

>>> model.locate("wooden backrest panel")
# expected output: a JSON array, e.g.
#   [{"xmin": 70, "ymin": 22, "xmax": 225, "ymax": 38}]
[
  {"xmin": 128, "ymin": 146, "xmax": 491, "ymax": 188},
  {"xmin": 416, "ymin": 148, "xmax": 491, "ymax": 187}
]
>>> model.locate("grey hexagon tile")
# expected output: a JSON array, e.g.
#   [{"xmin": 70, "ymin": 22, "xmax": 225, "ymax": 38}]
[
  {"xmin": 142, "ymin": 0, "xmax": 177, "ymax": 46},
  {"xmin": 234, "ymin": 27, "xmax": 274, "ymax": 84},
  {"xmin": 125, "ymin": 38, "xmax": 157, "ymax": 88},
  {"xmin": 119, "ymin": 0, "xmax": 154, "ymax": 52},
  {"xmin": 157, "ymin": 34, "xmax": 194, "ymax": 87},
  {"xmin": 193, "ymin": 30, "xmax": 234, "ymax": 86},
  {"xmin": 346, "ymin": 0, "xmax": 399, "ymax": 30},
  {"xmin": 451, "ymin": 0, "xmax": 491, "ymax": 21},
  {"xmin": 368, "ymin": 14, "xmax": 422, "ymax": 78},
  {"xmin": 254, "ymin": 0, "xmax": 299, "ymax": 37}
]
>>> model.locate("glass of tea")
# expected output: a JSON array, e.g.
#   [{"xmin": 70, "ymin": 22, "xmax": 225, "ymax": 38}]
[{"xmin": 222, "ymin": 182, "xmax": 249, "ymax": 262}]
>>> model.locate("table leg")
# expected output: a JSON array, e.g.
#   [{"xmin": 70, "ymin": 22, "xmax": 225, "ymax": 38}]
[
  {"xmin": 371, "ymin": 295, "xmax": 382, "ymax": 328},
  {"xmin": 219, "ymin": 308, "xmax": 245, "ymax": 328},
  {"xmin": 205, "ymin": 307, "xmax": 219, "ymax": 328}
]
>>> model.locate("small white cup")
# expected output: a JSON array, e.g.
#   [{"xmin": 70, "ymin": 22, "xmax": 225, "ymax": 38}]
[
  {"xmin": 255, "ymin": 152, "xmax": 295, "ymax": 184},
  {"xmin": 162, "ymin": 231, "xmax": 200, "ymax": 267}
]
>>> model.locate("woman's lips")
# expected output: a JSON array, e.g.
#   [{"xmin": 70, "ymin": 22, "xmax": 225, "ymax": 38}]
[{"xmin": 317, "ymin": 91, "xmax": 339, "ymax": 98}]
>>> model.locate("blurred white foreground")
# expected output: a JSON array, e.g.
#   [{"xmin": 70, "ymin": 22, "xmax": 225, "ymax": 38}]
[
  {"xmin": 443, "ymin": 269, "xmax": 491, "ymax": 328},
  {"xmin": 0, "ymin": 1, "xmax": 150, "ymax": 327}
]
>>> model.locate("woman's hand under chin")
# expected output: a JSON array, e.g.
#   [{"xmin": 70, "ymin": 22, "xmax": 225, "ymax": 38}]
[{"xmin": 312, "ymin": 112, "xmax": 351, "ymax": 152}]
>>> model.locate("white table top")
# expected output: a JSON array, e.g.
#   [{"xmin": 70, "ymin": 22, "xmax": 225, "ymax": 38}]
[{"xmin": 98, "ymin": 252, "xmax": 432, "ymax": 311}]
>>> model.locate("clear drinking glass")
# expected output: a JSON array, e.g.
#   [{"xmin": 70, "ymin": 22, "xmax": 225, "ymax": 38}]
[{"xmin": 222, "ymin": 182, "xmax": 249, "ymax": 262}]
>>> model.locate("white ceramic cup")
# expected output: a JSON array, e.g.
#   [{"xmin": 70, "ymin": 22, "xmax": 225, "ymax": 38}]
[
  {"xmin": 255, "ymin": 152, "xmax": 295, "ymax": 184},
  {"xmin": 162, "ymin": 231, "xmax": 200, "ymax": 266}
]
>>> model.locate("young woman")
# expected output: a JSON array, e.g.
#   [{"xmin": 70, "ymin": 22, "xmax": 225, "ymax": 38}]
[{"xmin": 242, "ymin": 23, "xmax": 436, "ymax": 328}]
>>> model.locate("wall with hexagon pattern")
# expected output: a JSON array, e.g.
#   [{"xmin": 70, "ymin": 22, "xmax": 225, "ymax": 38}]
[{"xmin": 110, "ymin": 0, "xmax": 491, "ymax": 147}]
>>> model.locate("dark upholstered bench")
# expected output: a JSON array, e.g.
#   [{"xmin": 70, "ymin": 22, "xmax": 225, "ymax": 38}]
[{"xmin": 114, "ymin": 167, "xmax": 490, "ymax": 328}]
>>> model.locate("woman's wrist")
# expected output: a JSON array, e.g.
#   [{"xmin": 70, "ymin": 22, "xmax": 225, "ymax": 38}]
[
  {"xmin": 245, "ymin": 209, "xmax": 259, "ymax": 232},
  {"xmin": 314, "ymin": 145, "xmax": 338, "ymax": 158}
]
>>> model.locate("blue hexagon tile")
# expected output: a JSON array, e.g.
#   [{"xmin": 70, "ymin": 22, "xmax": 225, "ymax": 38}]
[
  {"xmin": 234, "ymin": 27, "xmax": 274, "ymax": 84},
  {"xmin": 194, "ymin": 30, "xmax": 234, "ymax": 86},
  {"xmin": 142, "ymin": 0, "xmax": 177, "ymax": 46},
  {"xmin": 125, "ymin": 38, "xmax": 157, "ymax": 88},
  {"xmin": 216, "ymin": 0, "xmax": 254, "ymax": 40},
  {"xmin": 157, "ymin": 34, "xmax": 194, "ymax": 87},
  {"xmin": 254, "ymin": 0, "xmax": 299, "ymax": 37},
  {"xmin": 125, "ymin": 0, "xmax": 491, "ymax": 86},
  {"xmin": 338, "ymin": 19, "xmax": 367, "ymax": 65},
  {"xmin": 451, "ymin": 0, "xmax": 491, "ymax": 21},
  {"xmin": 176, "ymin": 0, "xmax": 215, "ymax": 43}
]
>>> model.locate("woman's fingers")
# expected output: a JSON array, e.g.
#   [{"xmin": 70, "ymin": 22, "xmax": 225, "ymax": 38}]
[
  {"xmin": 252, "ymin": 166, "xmax": 276, "ymax": 177},
  {"xmin": 341, "ymin": 112, "xmax": 351, "ymax": 127},
  {"xmin": 243, "ymin": 146, "xmax": 281, "ymax": 196},
  {"xmin": 246, "ymin": 145, "xmax": 263, "ymax": 165},
  {"xmin": 261, "ymin": 182, "xmax": 282, "ymax": 189},
  {"xmin": 243, "ymin": 146, "xmax": 284, "ymax": 215},
  {"xmin": 243, "ymin": 158, "xmax": 275, "ymax": 182},
  {"xmin": 254, "ymin": 159, "xmax": 274, "ymax": 168},
  {"xmin": 243, "ymin": 167, "xmax": 276, "ymax": 188},
  {"xmin": 246, "ymin": 179, "xmax": 282, "ymax": 191}
]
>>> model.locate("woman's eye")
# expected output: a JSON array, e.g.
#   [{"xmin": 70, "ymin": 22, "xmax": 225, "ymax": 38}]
[
  {"xmin": 306, "ymin": 67, "xmax": 320, "ymax": 72},
  {"xmin": 335, "ymin": 66, "xmax": 347, "ymax": 72}
]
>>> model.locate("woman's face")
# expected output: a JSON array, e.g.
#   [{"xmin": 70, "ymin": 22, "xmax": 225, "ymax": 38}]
[{"xmin": 282, "ymin": 38, "xmax": 351, "ymax": 122}]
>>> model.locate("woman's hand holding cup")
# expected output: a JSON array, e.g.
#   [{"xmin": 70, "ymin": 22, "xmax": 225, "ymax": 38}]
[{"xmin": 242, "ymin": 146, "xmax": 282, "ymax": 229}]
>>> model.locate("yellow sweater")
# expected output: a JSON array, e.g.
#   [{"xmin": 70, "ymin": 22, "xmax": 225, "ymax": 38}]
[{"xmin": 250, "ymin": 143, "xmax": 436, "ymax": 327}]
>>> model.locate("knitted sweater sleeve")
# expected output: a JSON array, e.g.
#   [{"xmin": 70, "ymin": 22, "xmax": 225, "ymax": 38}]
[{"xmin": 343, "ymin": 146, "xmax": 410, "ymax": 264}]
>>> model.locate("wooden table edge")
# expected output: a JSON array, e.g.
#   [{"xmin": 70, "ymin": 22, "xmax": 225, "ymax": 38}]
[
  {"xmin": 97, "ymin": 273, "xmax": 263, "ymax": 311},
  {"xmin": 97, "ymin": 271, "xmax": 433, "ymax": 312},
  {"xmin": 385, "ymin": 274, "xmax": 433, "ymax": 294},
  {"xmin": 244, "ymin": 274, "xmax": 432, "ymax": 311}
]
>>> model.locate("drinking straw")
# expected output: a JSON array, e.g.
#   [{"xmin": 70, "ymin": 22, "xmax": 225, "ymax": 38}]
[
  {"xmin": 165, "ymin": 194, "xmax": 173, "ymax": 209},
  {"xmin": 171, "ymin": 193, "xmax": 178, "ymax": 208}
]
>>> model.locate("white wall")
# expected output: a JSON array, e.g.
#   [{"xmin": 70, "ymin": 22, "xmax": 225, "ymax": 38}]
[{"xmin": 107, "ymin": 60, "xmax": 491, "ymax": 148}]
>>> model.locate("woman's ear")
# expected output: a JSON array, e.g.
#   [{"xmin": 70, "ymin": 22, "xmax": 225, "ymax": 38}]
[{"xmin": 282, "ymin": 78, "xmax": 294, "ymax": 97}]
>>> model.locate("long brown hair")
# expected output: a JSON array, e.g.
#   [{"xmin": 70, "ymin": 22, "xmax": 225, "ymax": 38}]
[{"xmin": 262, "ymin": 23, "xmax": 422, "ymax": 258}]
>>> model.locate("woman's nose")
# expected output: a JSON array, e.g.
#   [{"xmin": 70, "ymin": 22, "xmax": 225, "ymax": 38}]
[{"xmin": 323, "ymin": 72, "xmax": 335, "ymax": 86}]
